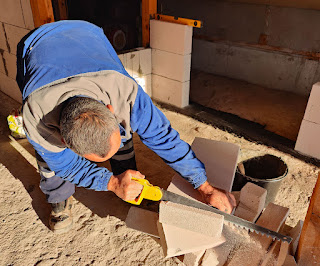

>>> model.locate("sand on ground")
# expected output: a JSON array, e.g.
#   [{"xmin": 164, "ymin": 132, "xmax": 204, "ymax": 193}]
[{"xmin": 0, "ymin": 91, "xmax": 317, "ymax": 265}]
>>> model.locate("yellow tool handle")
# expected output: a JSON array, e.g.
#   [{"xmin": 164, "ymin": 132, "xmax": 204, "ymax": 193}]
[{"xmin": 126, "ymin": 178, "xmax": 163, "ymax": 205}]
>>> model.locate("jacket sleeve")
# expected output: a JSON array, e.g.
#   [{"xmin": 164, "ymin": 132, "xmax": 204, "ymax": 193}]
[
  {"xmin": 28, "ymin": 137, "xmax": 113, "ymax": 191},
  {"xmin": 130, "ymin": 87, "xmax": 207, "ymax": 188}
]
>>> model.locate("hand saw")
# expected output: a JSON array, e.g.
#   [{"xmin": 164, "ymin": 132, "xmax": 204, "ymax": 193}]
[{"xmin": 127, "ymin": 178, "xmax": 292, "ymax": 244}]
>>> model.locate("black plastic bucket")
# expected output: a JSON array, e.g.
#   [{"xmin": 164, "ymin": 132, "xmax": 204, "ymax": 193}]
[{"xmin": 232, "ymin": 154, "xmax": 288, "ymax": 205}]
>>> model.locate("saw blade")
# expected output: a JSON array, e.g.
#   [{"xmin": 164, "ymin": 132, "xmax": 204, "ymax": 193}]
[{"xmin": 161, "ymin": 190, "xmax": 292, "ymax": 244}]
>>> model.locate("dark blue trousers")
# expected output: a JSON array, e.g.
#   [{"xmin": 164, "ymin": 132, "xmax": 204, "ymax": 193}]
[{"xmin": 36, "ymin": 139, "xmax": 137, "ymax": 203}]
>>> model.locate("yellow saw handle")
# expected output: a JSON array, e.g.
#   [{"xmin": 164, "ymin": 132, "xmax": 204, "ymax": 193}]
[{"xmin": 126, "ymin": 178, "xmax": 163, "ymax": 205}]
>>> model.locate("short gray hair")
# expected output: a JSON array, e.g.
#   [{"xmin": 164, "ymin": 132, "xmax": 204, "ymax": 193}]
[{"xmin": 60, "ymin": 97, "xmax": 119, "ymax": 157}]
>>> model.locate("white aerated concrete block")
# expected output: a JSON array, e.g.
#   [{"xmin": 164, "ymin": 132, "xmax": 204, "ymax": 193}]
[
  {"xmin": 167, "ymin": 174, "xmax": 204, "ymax": 202},
  {"xmin": 152, "ymin": 49, "xmax": 191, "ymax": 82},
  {"xmin": 159, "ymin": 201, "xmax": 224, "ymax": 238},
  {"xmin": 137, "ymin": 48, "xmax": 152, "ymax": 76},
  {"xmin": 239, "ymin": 182, "xmax": 267, "ymax": 212},
  {"xmin": 150, "ymin": 20, "xmax": 193, "ymax": 55},
  {"xmin": 201, "ymin": 245, "xmax": 232, "ymax": 266},
  {"xmin": 118, "ymin": 53, "xmax": 125, "ymax": 67},
  {"xmin": 157, "ymin": 221, "xmax": 225, "ymax": 258},
  {"xmin": 125, "ymin": 207, "xmax": 159, "ymax": 238},
  {"xmin": 191, "ymin": 138, "xmax": 240, "ymax": 192},
  {"xmin": 152, "ymin": 74, "xmax": 189, "ymax": 107},
  {"xmin": 135, "ymin": 74, "xmax": 152, "ymax": 97},
  {"xmin": 201, "ymin": 249, "xmax": 219, "ymax": 266},
  {"xmin": 127, "ymin": 50, "xmax": 140, "ymax": 78},
  {"xmin": 304, "ymin": 82, "xmax": 320, "ymax": 124},
  {"xmin": 120, "ymin": 48, "xmax": 151, "ymax": 79},
  {"xmin": 295, "ymin": 119, "xmax": 320, "ymax": 159}
]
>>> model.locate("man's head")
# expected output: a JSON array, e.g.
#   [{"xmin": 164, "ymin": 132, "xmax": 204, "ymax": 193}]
[{"xmin": 60, "ymin": 97, "xmax": 121, "ymax": 162}]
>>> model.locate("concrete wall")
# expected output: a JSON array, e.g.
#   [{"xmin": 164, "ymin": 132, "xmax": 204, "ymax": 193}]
[
  {"xmin": 0, "ymin": 0, "xmax": 34, "ymax": 103},
  {"xmin": 159, "ymin": 0, "xmax": 320, "ymax": 96}
]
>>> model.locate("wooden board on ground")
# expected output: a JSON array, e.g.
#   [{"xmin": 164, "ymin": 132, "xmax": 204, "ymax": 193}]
[{"xmin": 296, "ymin": 174, "xmax": 320, "ymax": 264}]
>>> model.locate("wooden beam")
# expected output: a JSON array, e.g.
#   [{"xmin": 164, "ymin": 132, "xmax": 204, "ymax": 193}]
[
  {"xmin": 227, "ymin": 0, "xmax": 320, "ymax": 11},
  {"xmin": 142, "ymin": 0, "xmax": 157, "ymax": 47},
  {"xmin": 296, "ymin": 174, "xmax": 320, "ymax": 264},
  {"xmin": 57, "ymin": 0, "xmax": 68, "ymax": 20},
  {"xmin": 30, "ymin": 0, "xmax": 55, "ymax": 28}
]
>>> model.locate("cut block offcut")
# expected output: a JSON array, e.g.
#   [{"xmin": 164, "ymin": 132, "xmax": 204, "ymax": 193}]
[{"xmin": 157, "ymin": 221, "xmax": 226, "ymax": 258}]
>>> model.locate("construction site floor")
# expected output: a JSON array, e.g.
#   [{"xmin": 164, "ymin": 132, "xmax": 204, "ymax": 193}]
[
  {"xmin": 0, "ymin": 89, "xmax": 318, "ymax": 265},
  {"xmin": 190, "ymin": 70, "xmax": 308, "ymax": 141}
]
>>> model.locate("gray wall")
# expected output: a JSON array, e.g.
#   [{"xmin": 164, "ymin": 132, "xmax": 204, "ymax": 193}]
[{"xmin": 159, "ymin": 0, "xmax": 320, "ymax": 95}]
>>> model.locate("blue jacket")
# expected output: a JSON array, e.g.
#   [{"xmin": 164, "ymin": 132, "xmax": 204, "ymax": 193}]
[{"xmin": 19, "ymin": 20, "xmax": 207, "ymax": 190}]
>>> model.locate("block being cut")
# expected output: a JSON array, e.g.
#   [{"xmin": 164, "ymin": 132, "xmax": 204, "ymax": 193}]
[
  {"xmin": 191, "ymin": 137, "xmax": 240, "ymax": 192},
  {"xmin": 135, "ymin": 74, "xmax": 152, "ymax": 97},
  {"xmin": 157, "ymin": 221, "xmax": 225, "ymax": 258},
  {"xmin": 159, "ymin": 201, "xmax": 224, "ymax": 238},
  {"xmin": 125, "ymin": 207, "xmax": 159, "ymax": 238},
  {"xmin": 167, "ymin": 174, "xmax": 203, "ymax": 202}
]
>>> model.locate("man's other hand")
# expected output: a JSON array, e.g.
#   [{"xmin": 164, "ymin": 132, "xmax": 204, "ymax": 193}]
[
  {"xmin": 197, "ymin": 181, "xmax": 236, "ymax": 214},
  {"xmin": 107, "ymin": 170, "xmax": 145, "ymax": 201}
]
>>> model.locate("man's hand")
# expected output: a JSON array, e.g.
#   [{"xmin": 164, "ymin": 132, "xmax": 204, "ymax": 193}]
[
  {"xmin": 197, "ymin": 181, "xmax": 236, "ymax": 214},
  {"xmin": 107, "ymin": 170, "xmax": 145, "ymax": 201}
]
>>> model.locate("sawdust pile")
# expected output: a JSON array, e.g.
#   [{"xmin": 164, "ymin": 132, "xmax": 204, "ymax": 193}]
[{"xmin": 0, "ymin": 92, "xmax": 318, "ymax": 265}]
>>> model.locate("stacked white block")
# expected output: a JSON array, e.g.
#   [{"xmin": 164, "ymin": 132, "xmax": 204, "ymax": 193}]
[
  {"xmin": 295, "ymin": 82, "xmax": 320, "ymax": 159},
  {"xmin": 150, "ymin": 20, "xmax": 193, "ymax": 108},
  {"xmin": 118, "ymin": 48, "xmax": 152, "ymax": 97}
]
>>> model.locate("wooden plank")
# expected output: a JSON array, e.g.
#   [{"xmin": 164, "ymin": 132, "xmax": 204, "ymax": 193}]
[
  {"xmin": 30, "ymin": 0, "xmax": 55, "ymax": 28},
  {"xmin": 296, "ymin": 174, "xmax": 320, "ymax": 264},
  {"xmin": 142, "ymin": 0, "xmax": 157, "ymax": 47},
  {"xmin": 57, "ymin": 0, "xmax": 68, "ymax": 20}
]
